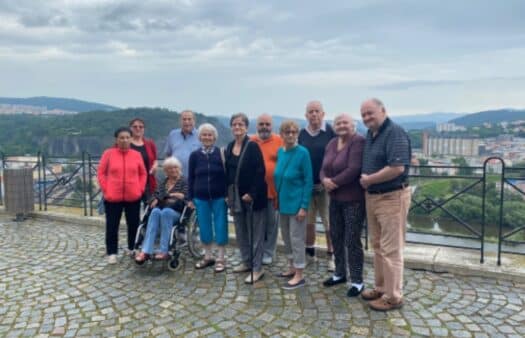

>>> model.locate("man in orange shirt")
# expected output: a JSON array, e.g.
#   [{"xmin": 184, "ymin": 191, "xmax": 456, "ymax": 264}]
[{"xmin": 251, "ymin": 114, "xmax": 284, "ymax": 265}]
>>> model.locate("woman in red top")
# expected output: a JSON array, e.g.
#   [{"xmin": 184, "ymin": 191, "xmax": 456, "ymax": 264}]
[
  {"xmin": 129, "ymin": 118, "xmax": 158, "ymax": 198},
  {"xmin": 98, "ymin": 127, "xmax": 147, "ymax": 264}
]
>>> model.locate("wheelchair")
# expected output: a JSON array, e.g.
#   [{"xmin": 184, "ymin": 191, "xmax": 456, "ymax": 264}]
[{"xmin": 133, "ymin": 204, "xmax": 203, "ymax": 271}]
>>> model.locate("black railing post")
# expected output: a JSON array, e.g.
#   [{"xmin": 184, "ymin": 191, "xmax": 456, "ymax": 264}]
[
  {"xmin": 82, "ymin": 151, "xmax": 88, "ymax": 216},
  {"xmin": 497, "ymin": 159, "xmax": 506, "ymax": 266},
  {"xmin": 42, "ymin": 153, "xmax": 48, "ymax": 211},
  {"xmin": 481, "ymin": 160, "xmax": 487, "ymax": 264},
  {"xmin": 88, "ymin": 153, "xmax": 94, "ymax": 216},
  {"xmin": 0, "ymin": 151, "xmax": 4, "ymax": 206},
  {"xmin": 37, "ymin": 152, "xmax": 42, "ymax": 211}
]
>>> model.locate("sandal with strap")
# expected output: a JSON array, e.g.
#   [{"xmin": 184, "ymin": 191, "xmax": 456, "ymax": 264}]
[
  {"xmin": 214, "ymin": 260, "xmax": 226, "ymax": 273},
  {"xmin": 135, "ymin": 252, "xmax": 149, "ymax": 263},
  {"xmin": 195, "ymin": 258, "xmax": 215, "ymax": 269}
]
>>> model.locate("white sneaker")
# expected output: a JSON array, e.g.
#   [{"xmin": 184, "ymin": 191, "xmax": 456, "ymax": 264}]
[
  {"xmin": 328, "ymin": 258, "xmax": 336, "ymax": 272},
  {"xmin": 107, "ymin": 254, "xmax": 117, "ymax": 264},
  {"xmin": 262, "ymin": 256, "xmax": 273, "ymax": 265}
]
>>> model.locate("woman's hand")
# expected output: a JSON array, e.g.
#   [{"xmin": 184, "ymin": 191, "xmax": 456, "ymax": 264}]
[
  {"xmin": 296, "ymin": 208, "xmax": 306, "ymax": 222},
  {"xmin": 322, "ymin": 177, "xmax": 338, "ymax": 192},
  {"xmin": 150, "ymin": 199, "xmax": 158, "ymax": 208},
  {"xmin": 170, "ymin": 192, "xmax": 184, "ymax": 200},
  {"xmin": 187, "ymin": 201, "xmax": 195, "ymax": 209},
  {"xmin": 241, "ymin": 194, "xmax": 252, "ymax": 203}
]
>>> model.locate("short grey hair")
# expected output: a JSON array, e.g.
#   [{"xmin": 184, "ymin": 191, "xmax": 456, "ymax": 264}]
[
  {"xmin": 370, "ymin": 98, "xmax": 385, "ymax": 112},
  {"xmin": 198, "ymin": 123, "xmax": 218, "ymax": 140},
  {"xmin": 163, "ymin": 156, "xmax": 182, "ymax": 172}
]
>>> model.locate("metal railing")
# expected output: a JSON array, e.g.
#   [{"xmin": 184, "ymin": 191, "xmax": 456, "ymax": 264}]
[{"xmin": 1, "ymin": 152, "xmax": 524, "ymax": 265}]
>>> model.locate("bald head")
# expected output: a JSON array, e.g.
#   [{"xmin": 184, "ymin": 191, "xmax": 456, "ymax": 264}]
[
  {"xmin": 256, "ymin": 113, "xmax": 273, "ymax": 140},
  {"xmin": 361, "ymin": 98, "xmax": 387, "ymax": 132}
]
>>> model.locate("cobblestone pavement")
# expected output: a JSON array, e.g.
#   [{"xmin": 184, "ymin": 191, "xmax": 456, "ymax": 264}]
[{"xmin": 1, "ymin": 215, "xmax": 525, "ymax": 338}]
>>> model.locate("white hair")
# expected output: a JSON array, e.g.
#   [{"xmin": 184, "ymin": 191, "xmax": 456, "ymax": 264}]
[
  {"xmin": 163, "ymin": 156, "xmax": 182, "ymax": 171},
  {"xmin": 198, "ymin": 123, "xmax": 218, "ymax": 140}
]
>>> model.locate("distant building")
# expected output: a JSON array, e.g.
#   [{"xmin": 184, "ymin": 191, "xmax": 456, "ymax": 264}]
[
  {"xmin": 422, "ymin": 133, "xmax": 481, "ymax": 157},
  {"xmin": 436, "ymin": 123, "xmax": 466, "ymax": 132}
]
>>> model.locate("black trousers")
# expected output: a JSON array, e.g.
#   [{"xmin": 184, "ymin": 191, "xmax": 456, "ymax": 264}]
[
  {"xmin": 329, "ymin": 199, "xmax": 365, "ymax": 284},
  {"xmin": 104, "ymin": 200, "xmax": 141, "ymax": 255}
]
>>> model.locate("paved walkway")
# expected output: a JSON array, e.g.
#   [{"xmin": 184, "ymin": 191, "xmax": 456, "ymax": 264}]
[{"xmin": 1, "ymin": 215, "xmax": 525, "ymax": 337}]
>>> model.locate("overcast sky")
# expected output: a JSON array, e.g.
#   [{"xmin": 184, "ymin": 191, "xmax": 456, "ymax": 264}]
[{"xmin": 1, "ymin": 0, "xmax": 524, "ymax": 118}]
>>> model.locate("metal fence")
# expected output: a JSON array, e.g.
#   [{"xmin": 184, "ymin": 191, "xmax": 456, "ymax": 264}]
[{"xmin": 1, "ymin": 152, "xmax": 524, "ymax": 265}]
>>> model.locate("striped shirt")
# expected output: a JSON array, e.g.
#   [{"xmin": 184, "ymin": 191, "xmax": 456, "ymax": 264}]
[{"xmin": 362, "ymin": 118, "xmax": 411, "ymax": 192}]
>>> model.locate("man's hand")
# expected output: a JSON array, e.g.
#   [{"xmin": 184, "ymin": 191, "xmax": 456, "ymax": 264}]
[
  {"xmin": 241, "ymin": 194, "xmax": 253, "ymax": 203},
  {"xmin": 360, "ymin": 174, "xmax": 372, "ymax": 189}
]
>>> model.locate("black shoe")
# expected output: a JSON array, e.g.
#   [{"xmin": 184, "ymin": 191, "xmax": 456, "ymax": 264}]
[
  {"xmin": 322, "ymin": 276, "xmax": 347, "ymax": 287},
  {"xmin": 347, "ymin": 284, "xmax": 364, "ymax": 297}
]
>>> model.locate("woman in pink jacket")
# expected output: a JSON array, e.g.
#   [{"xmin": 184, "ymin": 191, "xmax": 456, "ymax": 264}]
[{"xmin": 98, "ymin": 127, "xmax": 147, "ymax": 264}]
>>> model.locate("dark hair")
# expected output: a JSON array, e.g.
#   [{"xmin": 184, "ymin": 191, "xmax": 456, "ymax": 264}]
[
  {"xmin": 129, "ymin": 117, "xmax": 145, "ymax": 127},
  {"xmin": 230, "ymin": 112, "xmax": 249, "ymax": 128},
  {"xmin": 114, "ymin": 127, "xmax": 132, "ymax": 138}
]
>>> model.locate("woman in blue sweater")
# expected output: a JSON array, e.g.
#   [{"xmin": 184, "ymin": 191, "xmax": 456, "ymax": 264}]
[
  {"xmin": 274, "ymin": 120, "xmax": 313, "ymax": 289},
  {"xmin": 188, "ymin": 123, "xmax": 228, "ymax": 272}
]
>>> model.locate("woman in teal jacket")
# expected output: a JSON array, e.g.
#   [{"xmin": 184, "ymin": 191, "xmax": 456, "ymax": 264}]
[{"xmin": 274, "ymin": 120, "xmax": 313, "ymax": 290}]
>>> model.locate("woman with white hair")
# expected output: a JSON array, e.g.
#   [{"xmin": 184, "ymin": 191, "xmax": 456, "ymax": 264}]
[
  {"xmin": 320, "ymin": 113, "xmax": 366, "ymax": 297},
  {"xmin": 135, "ymin": 156, "xmax": 188, "ymax": 262},
  {"xmin": 188, "ymin": 123, "xmax": 228, "ymax": 272}
]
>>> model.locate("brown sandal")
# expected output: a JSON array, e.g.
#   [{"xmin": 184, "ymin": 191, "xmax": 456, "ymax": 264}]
[
  {"xmin": 195, "ymin": 258, "xmax": 215, "ymax": 269},
  {"xmin": 214, "ymin": 260, "xmax": 226, "ymax": 273}
]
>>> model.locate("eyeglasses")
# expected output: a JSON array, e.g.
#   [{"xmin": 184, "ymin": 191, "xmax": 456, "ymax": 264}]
[
  {"xmin": 283, "ymin": 130, "xmax": 298, "ymax": 135},
  {"xmin": 258, "ymin": 122, "xmax": 271, "ymax": 126},
  {"xmin": 131, "ymin": 125, "xmax": 144, "ymax": 129}
]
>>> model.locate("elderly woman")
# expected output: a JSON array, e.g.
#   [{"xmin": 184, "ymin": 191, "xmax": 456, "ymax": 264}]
[
  {"xmin": 320, "ymin": 113, "xmax": 366, "ymax": 297},
  {"xmin": 129, "ymin": 118, "xmax": 158, "ymax": 198},
  {"xmin": 187, "ymin": 123, "xmax": 228, "ymax": 272},
  {"xmin": 98, "ymin": 127, "xmax": 147, "ymax": 264},
  {"xmin": 274, "ymin": 120, "xmax": 312, "ymax": 289},
  {"xmin": 225, "ymin": 113, "xmax": 267, "ymax": 284},
  {"xmin": 135, "ymin": 157, "xmax": 188, "ymax": 263}
]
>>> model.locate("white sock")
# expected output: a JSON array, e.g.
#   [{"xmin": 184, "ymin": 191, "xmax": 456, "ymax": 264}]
[{"xmin": 351, "ymin": 283, "xmax": 363, "ymax": 290}]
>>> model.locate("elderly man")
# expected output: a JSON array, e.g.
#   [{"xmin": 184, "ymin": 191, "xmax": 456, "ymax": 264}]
[
  {"xmin": 250, "ymin": 114, "xmax": 284, "ymax": 265},
  {"xmin": 298, "ymin": 100, "xmax": 336, "ymax": 271},
  {"xmin": 359, "ymin": 98, "xmax": 411, "ymax": 311},
  {"xmin": 164, "ymin": 110, "xmax": 201, "ymax": 178}
]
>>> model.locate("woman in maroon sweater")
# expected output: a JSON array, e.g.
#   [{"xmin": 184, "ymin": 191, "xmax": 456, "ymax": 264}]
[
  {"xmin": 129, "ymin": 118, "xmax": 158, "ymax": 198},
  {"xmin": 320, "ymin": 113, "xmax": 366, "ymax": 297}
]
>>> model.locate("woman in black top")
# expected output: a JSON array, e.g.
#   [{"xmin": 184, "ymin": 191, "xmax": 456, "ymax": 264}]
[{"xmin": 225, "ymin": 113, "xmax": 267, "ymax": 284}]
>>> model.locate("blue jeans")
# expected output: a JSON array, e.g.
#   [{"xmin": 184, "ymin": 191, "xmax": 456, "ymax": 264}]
[
  {"xmin": 142, "ymin": 207, "xmax": 181, "ymax": 254},
  {"xmin": 194, "ymin": 197, "xmax": 228, "ymax": 246}
]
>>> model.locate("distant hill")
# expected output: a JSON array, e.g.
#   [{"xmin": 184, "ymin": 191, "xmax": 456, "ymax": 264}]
[
  {"xmin": 0, "ymin": 96, "xmax": 118, "ymax": 112},
  {"xmin": 450, "ymin": 109, "xmax": 525, "ymax": 127},
  {"xmin": 215, "ymin": 112, "xmax": 464, "ymax": 134},
  {"xmin": 0, "ymin": 107, "xmax": 230, "ymax": 156}
]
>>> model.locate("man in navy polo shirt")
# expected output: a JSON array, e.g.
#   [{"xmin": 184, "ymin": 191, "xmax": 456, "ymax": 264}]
[
  {"xmin": 298, "ymin": 100, "xmax": 336, "ymax": 271},
  {"xmin": 359, "ymin": 98, "xmax": 411, "ymax": 311}
]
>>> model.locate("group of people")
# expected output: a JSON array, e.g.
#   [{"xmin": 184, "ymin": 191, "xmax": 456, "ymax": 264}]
[{"xmin": 97, "ymin": 98, "xmax": 411, "ymax": 312}]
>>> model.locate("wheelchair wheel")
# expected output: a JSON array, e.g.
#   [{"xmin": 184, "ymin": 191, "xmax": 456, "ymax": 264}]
[
  {"xmin": 168, "ymin": 258, "xmax": 182, "ymax": 271},
  {"xmin": 186, "ymin": 211, "xmax": 204, "ymax": 259}
]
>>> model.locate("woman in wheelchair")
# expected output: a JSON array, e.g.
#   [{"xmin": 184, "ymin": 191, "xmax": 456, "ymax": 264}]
[{"xmin": 135, "ymin": 156, "xmax": 188, "ymax": 262}]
